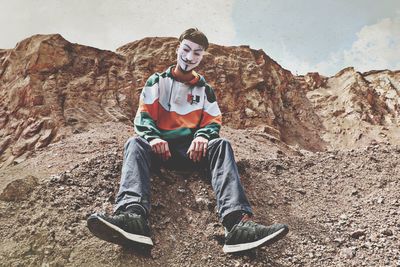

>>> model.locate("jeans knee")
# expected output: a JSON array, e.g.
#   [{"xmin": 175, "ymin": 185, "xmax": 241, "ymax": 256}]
[
  {"xmin": 212, "ymin": 137, "xmax": 232, "ymax": 147},
  {"xmin": 124, "ymin": 136, "xmax": 150, "ymax": 150}
]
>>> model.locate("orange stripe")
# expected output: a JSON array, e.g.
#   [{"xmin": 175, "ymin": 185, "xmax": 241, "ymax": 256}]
[
  {"xmin": 157, "ymin": 105, "xmax": 203, "ymax": 130},
  {"xmin": 200, "ymin": 112, "xmax": 222, "ymax": 127},
  {"xmin": 138, "ymin": 99, "xmax": 159, "ymax": 121}
]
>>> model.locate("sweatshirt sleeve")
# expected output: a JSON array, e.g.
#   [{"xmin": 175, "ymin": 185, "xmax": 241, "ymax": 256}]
[
  {"xmin": 194, "ymin": 84, "xmax": 222, "ymax": 140},
  {"xmin": 134, "ymin": 74, "xmax": 161, "ymax": 141}
]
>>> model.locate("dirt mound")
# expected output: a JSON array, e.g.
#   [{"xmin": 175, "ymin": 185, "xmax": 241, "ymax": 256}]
[{"xmin": 1, "ymin": 126, "xmax": 399, "ymax": 266}]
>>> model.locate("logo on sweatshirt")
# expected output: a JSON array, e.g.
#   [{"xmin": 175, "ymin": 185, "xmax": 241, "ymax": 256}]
[{"xmin": 187, "ymin": 94, "xmax": 200, "ymax": 105}]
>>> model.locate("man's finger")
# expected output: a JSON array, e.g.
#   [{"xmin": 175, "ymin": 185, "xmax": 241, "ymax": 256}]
[
  {"xmin": 187, "ymin": 143, "xmax": 194, "ymax": 155},
  {"xmin": 202, "ymin": 142, "xmax": 207, "ymax": 157},
  {"xmin": 196, "ymin": 143, "xmax": 203, "ymax": 161},
  {"xmin": 152, "ymin": 143, "xmax": 157, "ymax": 153},
  {"xmin": 166, "ymin": 150, "xmax": 172, "ymax": 160},
  {"xmin": 165, "ymin": 142, "xmax": 170, "ymax": 153},
  {"xmin": 193, "ymin": 141, "xmax": 199, "ymax": 153},
  {"xmin": 192, "ymin": 150, "xmax": 198, "ymax": 162},
  {"xmin": 160, "ymin": 145, "xmax": 166, "ymax": 160},
  {"xmin": 155, "ymin": 143, "xmax": 162, "ymax": 154},
  {"xmin": 197, "ymin": 142, "xmax": 204, "ymax": 152},
  {"xmin": 196, "ymin": 150, "xmax": 202, "ymax": 162},
  {"xmin": 163, "ymin": 143, "xmax": 170, "ymax": 160},
  {"xmin": 160, "ymin": 142, "xmax": 166, "ymax": 154}
]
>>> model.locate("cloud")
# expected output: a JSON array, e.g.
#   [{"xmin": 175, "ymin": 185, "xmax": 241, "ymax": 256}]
[
  {"xmin": 342, "ymin": 17, "xmax": 400, "ymax": 72},
  {"xmin": 276, "ymin": 15, "xmax": 400, "ymax": 76},
  {"xmin": 316, "ymin": 16, "xmax": 400, "ymax": 76},
  {"xmin": 0, "ymin": 0, "xmax": 235, "ymax": 50},
  {"xmin": 274, "ymin": 41, "xmax": 315, "ymax": 75}
]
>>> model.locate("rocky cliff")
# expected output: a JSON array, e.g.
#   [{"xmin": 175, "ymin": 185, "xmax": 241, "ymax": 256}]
[
  {"xmin": 307, "ymin": 67, "xmax": 400, "ymax": 149},
  {"xmin": 1, "ymin": 34, "xmax": 399, "ymax": 166}
]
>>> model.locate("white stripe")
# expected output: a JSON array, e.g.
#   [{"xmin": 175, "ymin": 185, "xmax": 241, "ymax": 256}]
[
  {"xmin": 222, "ymin": 228, "xmax": 285, "ymax": 253},
  {"xmin": 155, "ymin": 76, "xmax": 222, "ymax": 117},
  {"xmin": 204, "ymin": 101, "xmax": 221, "ymax": 117},
  {"xmin": 97, "ymin": 216, "xmax": 154, "ymax": 246},
  {"xmin": 158, "ymin": 80, "xmax": 205, "ymax": 115},
  {"xmin": 159, "ymin": 100, "xmax": 204, "ymax": 115},
  {"xmin": 141, "ymin": 83, "xmax": 159, "ymax": 105}
]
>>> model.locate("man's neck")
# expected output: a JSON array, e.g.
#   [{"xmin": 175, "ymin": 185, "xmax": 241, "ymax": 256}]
[{"xmin": 173, "ymin": 65, "xmax": 196, "ymax": 83}]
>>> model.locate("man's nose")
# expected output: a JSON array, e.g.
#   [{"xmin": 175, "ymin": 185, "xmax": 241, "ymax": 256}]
[{"xmin": 186, "ymin": 52, "xmax": 194, "ymax": 61}]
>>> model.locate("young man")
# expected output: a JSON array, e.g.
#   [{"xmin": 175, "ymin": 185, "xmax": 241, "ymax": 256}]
[{"xmin": 87, "ymin": 28, "xmax": 289, "ymax": 253}]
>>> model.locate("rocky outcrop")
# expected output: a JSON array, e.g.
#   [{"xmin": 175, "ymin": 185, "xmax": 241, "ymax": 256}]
[
  {"xmin": 306, "ymin": 67, "xmax": 400, "ymax": 149},
  {"xmin": 0, "ymin": 34, "xmax": 326, "ymax": 166},
  {"xmin": 0, "ymin": 34, "xmax": 135, "ymax": 166},
  {"xmin": 1, "ymin": 34, "xmax": 399, "ymax": 166}
]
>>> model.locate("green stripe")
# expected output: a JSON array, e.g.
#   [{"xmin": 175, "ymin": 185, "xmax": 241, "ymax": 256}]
[
  {"xmin": 134, "ymin": 112, "xmax": 161, "ymax": 141},
  {"xmin": 145, "ymin": 73, "xmax": 159, "ymax": 87},
  {"xmin": 205, "ymin": 84, "xmax": 217, "ymax": 103},
  {"xmin": 159, "ymin": 127, "xmax": 193, "ymax": 140},
  {"xmin": 194, "ymin": 122, "xmax": 221, "ymax": 140}
]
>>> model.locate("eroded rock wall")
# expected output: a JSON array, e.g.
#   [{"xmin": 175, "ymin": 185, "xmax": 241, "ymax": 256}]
[{"xmin": 1, "ymin": 34, "xmax": 400, "ymax": 166}]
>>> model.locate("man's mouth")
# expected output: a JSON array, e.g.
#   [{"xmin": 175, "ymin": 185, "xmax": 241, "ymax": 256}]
[{"xmin": 180, "ymin": 56, "xmax": 197, "ymax": 65}]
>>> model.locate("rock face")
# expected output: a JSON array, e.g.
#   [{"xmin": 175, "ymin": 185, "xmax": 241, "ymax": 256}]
[
  {"xmin": 307, "ymin": 67, "xmax": 400, "ymax": 149},
  {"xmin": 1, "ymin": 34, "xmax": 400, "ymax": 166},
  {"xmin": 0, "ymin": 34, "xmax": 134, "ymax": 166}
]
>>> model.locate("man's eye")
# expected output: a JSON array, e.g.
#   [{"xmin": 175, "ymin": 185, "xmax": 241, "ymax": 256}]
[
  {"xmin": 183, "ymin": 49, "xmax": 190, "ymax": 52},
  {"xmin": 194, "ymin": 53, "xmax": 201, "ymax": 56}
]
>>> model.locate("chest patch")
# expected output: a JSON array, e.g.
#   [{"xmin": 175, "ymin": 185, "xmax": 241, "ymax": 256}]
[{"xmin": 187, "ymin": 94, "xmax": 201, "ymax": 105}]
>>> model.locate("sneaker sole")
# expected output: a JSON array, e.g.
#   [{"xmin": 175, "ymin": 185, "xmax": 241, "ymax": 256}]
[
  {"xmin": 87, "ymin": 214, "xmax": 154, "ymax": 247},
  {"xmin": 223, "ymin": 225, "xmax": 289, "ymax": 253}
]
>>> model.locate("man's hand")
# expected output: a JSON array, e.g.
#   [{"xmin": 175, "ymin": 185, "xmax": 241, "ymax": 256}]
[
  {"xmin": 187, "ymin": 136, "xmax": 208, "ymax": 162},
  {"xmin": 149, "ymin": 138, "xmax": 171, "ymax": 161}
]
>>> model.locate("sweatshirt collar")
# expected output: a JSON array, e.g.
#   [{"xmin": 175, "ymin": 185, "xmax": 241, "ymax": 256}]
[{"xmin": 166, "ymin": 65, "xmax": 206, "ymax": 86}]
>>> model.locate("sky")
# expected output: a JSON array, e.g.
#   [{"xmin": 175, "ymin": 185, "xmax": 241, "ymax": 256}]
[{"xmin": 1, "ymin": 0, "xmax": 399, "ymax": 76}]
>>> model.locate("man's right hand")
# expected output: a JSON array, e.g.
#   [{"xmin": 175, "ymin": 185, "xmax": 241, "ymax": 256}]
[{"xmin": 149, "ymin": 138, "xmax": 171, "ymax": 161}]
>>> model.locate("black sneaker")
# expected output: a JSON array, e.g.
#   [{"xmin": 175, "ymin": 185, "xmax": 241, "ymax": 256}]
[
  {"xmin": 87, "ymin": 211, "xmax": 153, "ymax": 248},
  {"xmin": 223, "ymin": 215, "xmax": 289, "ymax": 253}
]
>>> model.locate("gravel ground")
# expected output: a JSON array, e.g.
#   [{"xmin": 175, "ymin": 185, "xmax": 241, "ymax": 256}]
[{"xmin": 0, "ymin": 126, "xmax": 399, "ymax": 267}]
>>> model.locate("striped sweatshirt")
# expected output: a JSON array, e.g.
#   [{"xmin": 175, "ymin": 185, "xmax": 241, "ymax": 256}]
[{"xmin": 134, "ymin": 66, "xmax": 222, "ymax": 141}]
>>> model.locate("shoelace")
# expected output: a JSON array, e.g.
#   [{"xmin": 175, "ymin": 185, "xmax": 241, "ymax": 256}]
[{"xmin": 241, "ymin": 214, "xmax": 252, "ymax": 223}]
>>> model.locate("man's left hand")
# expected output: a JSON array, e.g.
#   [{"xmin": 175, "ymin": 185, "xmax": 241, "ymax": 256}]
[{"xmin": 187, "ymin": 136, "xmax": 208, "ymax": 162}]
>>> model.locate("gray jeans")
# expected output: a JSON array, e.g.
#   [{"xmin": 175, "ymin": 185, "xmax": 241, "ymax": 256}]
[{"xmin": 114, "ymin": 136, "xmax": 253, "ymax": 220}]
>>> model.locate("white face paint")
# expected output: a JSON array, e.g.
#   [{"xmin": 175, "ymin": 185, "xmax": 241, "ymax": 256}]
[{"xmin": 176, "ymin": 39, "xmax": 205, "ymax": 72}]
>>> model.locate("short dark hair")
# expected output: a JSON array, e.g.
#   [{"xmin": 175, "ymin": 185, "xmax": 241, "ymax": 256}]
[{"xmin": 179, "ymin": 28, "xmax": 209, "ymax": 50}]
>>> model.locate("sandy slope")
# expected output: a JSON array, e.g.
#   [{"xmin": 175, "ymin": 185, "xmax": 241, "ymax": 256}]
[{"xmin": 1, "ymin": 122, "xmax": 399, "ymax": 266}]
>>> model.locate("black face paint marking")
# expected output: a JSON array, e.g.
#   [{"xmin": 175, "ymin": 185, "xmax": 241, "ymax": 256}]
[
  {"xmin": 180, "ymin": 55, "xmax": 198, "ymax": 65},
  {"xmin": 178, "ymin": 64, "xmax": 191, "ymax": 74}
]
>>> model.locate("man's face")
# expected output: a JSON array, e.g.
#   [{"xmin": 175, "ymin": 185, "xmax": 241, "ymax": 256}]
[{"xmin": 176, "ymin": 39, "xmax": 205, "ymax": 72}]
